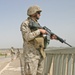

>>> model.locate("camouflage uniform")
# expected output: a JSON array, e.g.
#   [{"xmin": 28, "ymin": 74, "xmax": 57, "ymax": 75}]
[
  {"xmin": 10, "ymin": 47, "xmax": 15, "ymax": 61},
  {"xmin": 20, "ymin": 17, "xmax": 45, "ymax": 75},
  {"xmin": 16, "ymin": 49, "xmax": 20, "ymax": 58}
]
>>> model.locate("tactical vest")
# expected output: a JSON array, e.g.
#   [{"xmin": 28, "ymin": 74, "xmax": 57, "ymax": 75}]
[{"xmin": 29, "ymin": 18, "xmax": 46, "ymax": 58}]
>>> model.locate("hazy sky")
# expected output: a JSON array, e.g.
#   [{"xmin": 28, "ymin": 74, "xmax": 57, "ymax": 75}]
[{"xmin": 0, "ymin": 0, "xmax": 75, "ymax": 48}]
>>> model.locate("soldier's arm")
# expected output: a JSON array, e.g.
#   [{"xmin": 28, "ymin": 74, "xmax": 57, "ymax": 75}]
[{"xmin": 20, "ymin": 22, "xmax": 40, "ymax": 42}]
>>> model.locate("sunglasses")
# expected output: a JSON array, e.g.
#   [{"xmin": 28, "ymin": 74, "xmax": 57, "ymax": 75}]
[{"xmin": 37, "ymin": 11, "xmax": 41, "ymax": 14}]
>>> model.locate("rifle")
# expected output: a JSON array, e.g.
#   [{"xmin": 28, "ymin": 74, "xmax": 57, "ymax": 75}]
[
  {"xmin": 29, "ymin": 20, "xmax": 72, "ymax": 47},
  {"xmin": 43, "ymin": 26, "xmax": 72, "ymax": 47}
]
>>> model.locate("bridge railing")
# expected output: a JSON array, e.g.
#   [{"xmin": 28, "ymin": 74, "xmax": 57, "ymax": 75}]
[{"xmin": 44, "ymin": 47, "xmax": 75, "ymax": 75}]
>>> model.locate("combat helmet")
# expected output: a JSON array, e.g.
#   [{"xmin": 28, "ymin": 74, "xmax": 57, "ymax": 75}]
[{"xmin": 27, "ymin": 5, "xmax": 42, "ymax": 16}]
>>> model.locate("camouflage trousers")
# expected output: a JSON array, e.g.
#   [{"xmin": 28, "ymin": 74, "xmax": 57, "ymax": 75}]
[{"xmin": 20, "ymin": 53, "xmax": 44, "ymax": 75}]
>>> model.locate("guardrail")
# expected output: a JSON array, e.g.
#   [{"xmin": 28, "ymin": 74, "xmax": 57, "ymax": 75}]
[{"xmin": 44, "ymin": 47, "xmax": 75, "ymax": 75}]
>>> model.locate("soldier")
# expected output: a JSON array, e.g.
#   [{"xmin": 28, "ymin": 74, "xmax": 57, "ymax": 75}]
[
  {"xmin": 10, "ymin": 47, "xmax": 15, "ymax": 61},
  {"xmin": 16, "ymin": 49, "xmax": 20, "ymax": 58},
  {"xmin": 20, "ymin": 5, "xmax": 57, "ymax": 75}
]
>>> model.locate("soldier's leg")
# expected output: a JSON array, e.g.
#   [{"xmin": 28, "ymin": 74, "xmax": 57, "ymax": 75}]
[
  {"xmin": 37, "ymin": 58, "xmax": 45, "ymax": 75},
  {"xmin": 24, "ymin": 56, "xmax": 40, "ymax": 75},
  {"xmin": 24, "ymin": 60, "xmax": 39, "ymax": 75}
]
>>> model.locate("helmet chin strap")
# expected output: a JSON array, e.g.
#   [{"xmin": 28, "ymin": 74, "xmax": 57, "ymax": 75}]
[
  {"xmin": 36, "ymin": 16, "xmax": 39, "ymax": 20},
  {"xmin": 35, "ymin": 14, "xmax": 39, "ymax": 20},
  {"xmin": 30, "ymin": 13, "xmax": 39, "ymax": 21}
]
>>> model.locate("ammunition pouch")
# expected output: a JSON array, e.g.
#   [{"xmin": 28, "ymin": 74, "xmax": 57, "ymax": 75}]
[{"xmin": 34, "ymin": 37, "xmax": 46, "ymax": 58}]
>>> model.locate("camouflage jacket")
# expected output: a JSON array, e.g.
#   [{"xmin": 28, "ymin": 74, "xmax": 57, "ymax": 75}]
[{"xmin": 20, "ymin": 17, "xmax": 41, "ymax": 56}]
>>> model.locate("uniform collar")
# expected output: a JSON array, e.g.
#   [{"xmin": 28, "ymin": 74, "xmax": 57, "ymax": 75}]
[{"xmin": 28, "ymin": 17, "xmax": 38, "ymax": 23}]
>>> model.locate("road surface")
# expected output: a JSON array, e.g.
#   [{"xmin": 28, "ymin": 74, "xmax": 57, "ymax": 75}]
[{"xmin": 0, "ymin": 57, "xmax": 21, "ymax": 75}]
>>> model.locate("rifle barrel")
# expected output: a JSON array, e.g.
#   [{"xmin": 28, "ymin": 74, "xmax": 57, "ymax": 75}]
[{"xmin": 64, "ymin": 41, "xmax": 72, "ymax": 47}]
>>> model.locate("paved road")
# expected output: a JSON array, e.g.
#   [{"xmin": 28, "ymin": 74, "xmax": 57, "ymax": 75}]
[{"xmin": 0, "ymin": 57, "xmax": 21, "ymax": 75}]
